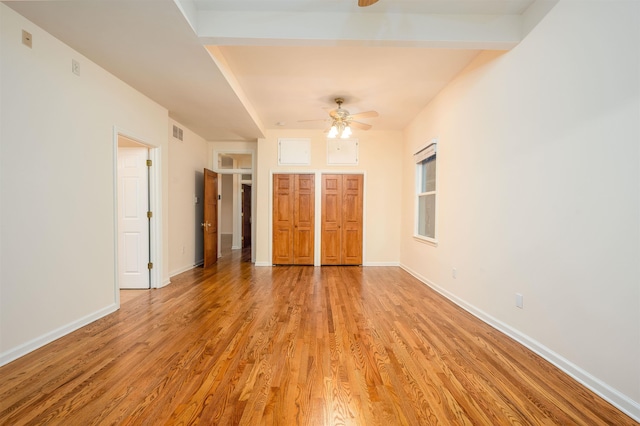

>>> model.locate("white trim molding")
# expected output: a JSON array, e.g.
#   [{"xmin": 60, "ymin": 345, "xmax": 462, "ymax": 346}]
[
  {"xmin": 363, "ymin": 261, "xmax": 401, "ymax": 267},
  {"xmin": 0, "ymin": 304, "xmax": 118, "ymax": 367},
  {"xmin": 169, "ymin": 264, "xmax": 197, "ymax": 278},
  {"xmin": 112, "ymin": 126, "xmax": 164, "ymax": 292},
  {"xmin": 399, "ymin": 263, "xmax": 640, "ymax": 422}
]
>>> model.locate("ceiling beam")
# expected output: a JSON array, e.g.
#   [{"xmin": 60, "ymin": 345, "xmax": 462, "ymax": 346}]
[{"xmin": 196, "ymin": 11, "xmax": 523, "ymax": 49}]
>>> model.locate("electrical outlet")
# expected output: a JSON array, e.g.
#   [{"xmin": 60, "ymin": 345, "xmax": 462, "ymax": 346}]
[
  {"xmin": 22, "ymin": 30, "xmax": 32, "ymax": 48},
  {"xmin": 72, "ymin": 59, "xmax": 80, "ymax": 76},
  {"xmin": 452, "ymin": 268, "xmax": 457, "ymax": 279},
  {"xmin": 516, "ymin": 293, "xmax": 524, "ymax": 309}
]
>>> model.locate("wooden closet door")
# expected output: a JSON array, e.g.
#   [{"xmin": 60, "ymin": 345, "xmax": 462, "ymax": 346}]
[
  {"xmin": 321, "ymin": 175, "xmax": 342, "ymax": 265},
  {"xmin": 273, "ymin": 174, "xmax": 294, "ymax": 264},
  {"xmin": 293, "ymin": 174, "xmax": 314, "ymax": 265},
  {"xmin": 341, "ymin": 174, "xmax": 363, "ymax": 265},
  {"xmin": 321, "ymin": 174, "xmax": 363, "ymax": 265},
  {"xmin": 273, "ymin": 173, "xmax": 315, "ymax": 265}
]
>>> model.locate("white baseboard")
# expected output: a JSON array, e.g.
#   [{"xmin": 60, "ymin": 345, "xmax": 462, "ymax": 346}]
[
  {"xmin": 399, "ymin": 263, "xmax": 640, "ymax": 422},
  {"xmin": 363, "ymin": 261, "xmax": 400, "ymax": 267},
  {"xmin": 169, "ymin": 264, "xmax": 197, "ymax": 278},
  {"xmin": 253, "ymin": 262, "xmax": 400, "ymax": 267},
  {"xmin": 0, "ymin": 304, "xmax": 118, "ymax": 368}
]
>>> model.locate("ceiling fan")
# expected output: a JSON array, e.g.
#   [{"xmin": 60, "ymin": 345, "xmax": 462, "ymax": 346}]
[
  {"xmin": 300, "ymin": 98, "xmax": 379, "ymax": 138},
  {"xmin": 358, "ymin": 0, "xmax": 379, "ymax": 6}
]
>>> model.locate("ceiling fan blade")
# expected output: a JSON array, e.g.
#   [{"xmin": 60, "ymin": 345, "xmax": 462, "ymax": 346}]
[
  {"xmin": 349, "ymin": 110, "xmax": 379, "ymax": 120},
  {"xmin": 358, "ymin": 0, "xmax": 379, "ymax": 6},
  {"xmin": 349, "ymin": 121, "xmax": 372, "ymax": 130}
]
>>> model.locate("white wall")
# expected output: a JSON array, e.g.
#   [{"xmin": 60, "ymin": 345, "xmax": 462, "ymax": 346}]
[
  {"xmin": 0, "ymin": 5, "xmax": 170, "ymax": 363},
  {"xmin": 401, "ymin": 0, "xmax": 640, "ymax": 418},
  {"xmin": 168, "ymin": 119, "xmax": 208, "ymax": 276},
  {"xmin": 255, "ymin": 129, "xmax": 403, "ymax": 266}
]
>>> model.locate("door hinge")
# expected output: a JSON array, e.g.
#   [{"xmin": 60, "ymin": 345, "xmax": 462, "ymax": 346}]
[
  {"xmin": 146, "ymin": 159, "xmax": 152, "ymax": 167},
  {"xmin": 147, "ymin": 262, "xmax": 153, "ymax": 270},
  {"xmin": 147, "ymin": 211, "xmax": 153, "ymax": 219}
]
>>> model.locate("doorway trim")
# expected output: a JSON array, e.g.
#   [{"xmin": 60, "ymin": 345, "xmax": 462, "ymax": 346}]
[
  {"xmin": 113, "ymin": 126, "xmax": 163, "ymax": 307},
  {"xmin": 212, "ymin": 148, "xmax": 256, "ymax": 263}
]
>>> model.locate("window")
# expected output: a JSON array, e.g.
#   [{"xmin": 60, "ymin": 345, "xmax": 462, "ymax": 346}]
[{"xmin": 415, "ymin": 141, "xmax": 437, "ymax": 242}]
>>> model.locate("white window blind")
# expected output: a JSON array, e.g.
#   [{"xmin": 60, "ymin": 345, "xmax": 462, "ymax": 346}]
[
  {"xmin": 414, "ymin": 142, "xmax": 436, "ymax": 163},
  {"xmin": 414, "ymin": 140, "xmax": 438, "ymax": 242}
]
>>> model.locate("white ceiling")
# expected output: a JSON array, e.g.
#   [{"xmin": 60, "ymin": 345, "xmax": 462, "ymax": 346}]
[{"xmin": 3, "ymin": 0, "xmax": 556, "ymax": 141}]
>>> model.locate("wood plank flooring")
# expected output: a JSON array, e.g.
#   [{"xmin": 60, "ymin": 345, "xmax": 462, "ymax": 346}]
[{"xmin": 1, "ymin": 249, "xmax": 637, "ymax": 425}]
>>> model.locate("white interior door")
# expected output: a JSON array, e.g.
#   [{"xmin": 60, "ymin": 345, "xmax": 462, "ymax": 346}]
[{"xmin": 117, "ymin": 147, "xmax": 150, "ymax": 289}]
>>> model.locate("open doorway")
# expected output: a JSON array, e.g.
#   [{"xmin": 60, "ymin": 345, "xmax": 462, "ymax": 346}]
[
  {"xmin": 114, "ymin": 132, "xmax": 162, "ymax": 299},
  {"xmin": 117, "ymin": 137, "xmax": 150, "ymax": 289},
  {"xmin": 242, "ymin": 183, "xmax": 252, "ymax": 250},
  {"xmin": 214, "ymin": 151, "xmax": 254, "ymax": 263},
  {"xmin": 220, "ymin": 173, "xmax": 234, "ymax": 257}
]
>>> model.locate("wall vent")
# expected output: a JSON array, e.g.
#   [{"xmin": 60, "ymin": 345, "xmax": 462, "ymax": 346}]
[{"xmin": 172, "ymin": 125, "xmax": 184, "ymax": 141}]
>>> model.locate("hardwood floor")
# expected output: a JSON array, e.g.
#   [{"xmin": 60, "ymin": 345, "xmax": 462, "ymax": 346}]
[{"xmin": 1, "ymin": 250, "xmax": 636, "ymax": 425}]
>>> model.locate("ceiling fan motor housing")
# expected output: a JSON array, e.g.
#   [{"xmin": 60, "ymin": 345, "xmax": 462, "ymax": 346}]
[
  {"xmin": 297, "ymin": 97, "xmax": 377, "ymax": 133},
  {"xmin": 331, "ymin": 98, "xmax": 349, "ymax": 121}
]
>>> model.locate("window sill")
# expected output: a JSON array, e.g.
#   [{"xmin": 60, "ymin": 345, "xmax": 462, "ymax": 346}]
[{"xmin": 413, "ymin": 235, "xmax": 438, "ymax": 247}]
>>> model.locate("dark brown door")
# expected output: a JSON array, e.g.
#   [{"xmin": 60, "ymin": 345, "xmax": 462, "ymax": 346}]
[
  {"xmin": 242, "ymin": 184, "xmax": 252, "ymax": 249},
  {"xmin": 203, "ymin": 168, "xmax": 218, "ymax": 267},
  {"xmin": 321, "ymin": 174, "xmax": 363, "ymax": 265},
  {"xmin": 272, "ymin": 174, "xmax": 315, "ymax": 265}
]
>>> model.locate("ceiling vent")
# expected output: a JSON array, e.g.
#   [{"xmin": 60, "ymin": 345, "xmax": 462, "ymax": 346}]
[{"xmin": 172, "ymin": 125, "xmax": 184, "ymax": 141}]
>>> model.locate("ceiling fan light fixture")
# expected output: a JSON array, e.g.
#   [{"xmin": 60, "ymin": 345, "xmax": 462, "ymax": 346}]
[
  {"xmin": 328, "ymin": 123, "xmax": 339, "ymax": 138},
  {"xmin": 328, "ymin": 120, "xmax": 352, "ymax": 139},
  {"xmin": 303, "ymin": 97, "xmax": 377, "ymax": 138}
]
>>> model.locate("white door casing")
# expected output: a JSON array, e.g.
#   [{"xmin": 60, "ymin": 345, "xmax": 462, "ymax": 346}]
[{"xmin": 117, "ymin": 147, "xmax": 150, "ymax": 289}]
